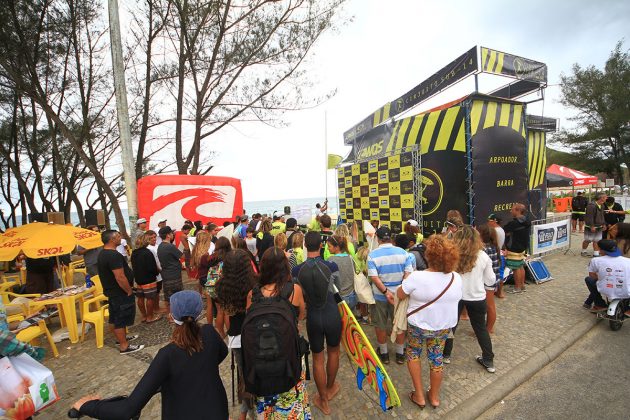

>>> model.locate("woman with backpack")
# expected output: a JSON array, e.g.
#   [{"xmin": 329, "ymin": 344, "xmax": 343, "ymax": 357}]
[
  {"xmin": 396, "ymin": 234, "xmax": 462, "ymax": 409},
  {"xmin": 478, "ymin": 224, "xmax": 501, "ymax": 334},
  {"xmin": 244, "ymin": 247, "xmax": 309, "ymax": 419},
  {"xmin": 215, "ymin": 249, "xmax": 257, "ymax": 420},
  {"xmin": 443, "ymin": 225, "xmax": 497, "ymax": 374},
  {"xmin": 73, "ymin": 291, "xmax": 229, "ymax": 419},
  {"xmin": 190, "ymin": 231, "xmax": 213, "ymax": 293},
  {"xmin": 200, "ymin": 237, "xmax": 231, "ymax": 334}
]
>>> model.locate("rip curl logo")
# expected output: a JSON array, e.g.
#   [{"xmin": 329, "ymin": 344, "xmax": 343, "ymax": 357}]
[
  {"xmin": 420, "ymin": 168, "xmax": 444, "ymax": 216},
  {"xmin": 152, "ymin": 188, "xmax": 227, "ymax": 221}
]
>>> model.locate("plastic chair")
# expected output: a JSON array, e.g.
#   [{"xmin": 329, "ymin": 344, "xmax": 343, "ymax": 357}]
[
  {"xmin": 80, "ymin": 294, "xmax": 109, "ymax": 348},
  {"xmin": 90, "ymin": 275, "xmax": 104, "ymax": 297},
  {"xmin": 16, "ymin": 319, "xmax": 59, "ymax": 358}
]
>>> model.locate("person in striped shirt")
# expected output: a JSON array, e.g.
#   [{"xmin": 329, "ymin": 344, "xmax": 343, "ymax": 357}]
[{"xmin": 367, "ymin": 226, "xmax": 414, "ymax": 365}]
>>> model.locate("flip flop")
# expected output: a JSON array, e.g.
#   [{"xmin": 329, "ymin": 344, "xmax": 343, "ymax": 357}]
[
  {"xmin": 408, "ymin": 391, "xmax": 425, "ymax": 409},
  {"xmin": 145, "ymin": 315, "xmax": 163, "ymax": 324}
]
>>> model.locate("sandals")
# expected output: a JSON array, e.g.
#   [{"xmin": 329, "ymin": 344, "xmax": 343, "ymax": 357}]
[
  {"xmin": 145, "ymin": 315, "xmax": 163, "ymax": 324},
  {"xmin": 426, "ymin": 387, "xmax": 439, "ymax": 409},
  {"xmin": 408, "ymin": 391, "xmax": 425, "ymax": 409}
]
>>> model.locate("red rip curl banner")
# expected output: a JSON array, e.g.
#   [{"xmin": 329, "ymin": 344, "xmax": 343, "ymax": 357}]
[{"xmin": 137, "ymin": 175, "xmax": 243, "ymax": 229}]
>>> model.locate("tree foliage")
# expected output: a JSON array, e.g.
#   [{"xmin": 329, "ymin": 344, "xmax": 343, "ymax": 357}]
[
  {"xmin": 555, "ymin": 40, "xmax": 630, "ymax": 182},
  {"xmin": 0, "ymin": 0, "xmax": 346, "ymax": 233}
]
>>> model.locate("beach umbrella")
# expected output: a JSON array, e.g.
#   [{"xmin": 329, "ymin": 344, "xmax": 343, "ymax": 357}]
[{"xmin": 0, "ymin": 222, "xmax": 103, "ymax": 288}]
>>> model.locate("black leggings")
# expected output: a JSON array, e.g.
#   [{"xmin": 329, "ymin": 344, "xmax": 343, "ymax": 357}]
[{"xmin": 443, "ymin": 299, "xmax": 494, "ymax": 363}]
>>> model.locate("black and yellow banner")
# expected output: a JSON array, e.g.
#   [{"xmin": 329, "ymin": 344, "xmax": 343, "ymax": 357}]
[
  {"xmin": 527, "ymin": 131, "xmax": 546, "ymax": 190},
  {"xmin": 480, "ymin": 47, "xmax": 547, "ymax": 83},
  {"xmin": 344, "ymin": 47, "xmax": 478, "ymax": 145},
  {"xmin": 470, "ymin": 100, "xmax": 529, "ymax": 223}
]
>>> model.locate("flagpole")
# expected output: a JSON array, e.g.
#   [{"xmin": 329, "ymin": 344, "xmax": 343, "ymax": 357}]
[{"xmin": 324, "ymin": 111, "xmax": 328, "ymax": 201}]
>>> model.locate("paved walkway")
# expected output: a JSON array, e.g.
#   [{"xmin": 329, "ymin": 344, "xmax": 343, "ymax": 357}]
[{"xmin": 35, "ymin": 231, "xmax": 595, "ymax": 419}]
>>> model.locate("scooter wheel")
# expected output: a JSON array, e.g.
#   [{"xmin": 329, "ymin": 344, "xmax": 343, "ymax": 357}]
[{"xmin": 609, "ymin": 302, "xmax": 624, "ymax": 331}]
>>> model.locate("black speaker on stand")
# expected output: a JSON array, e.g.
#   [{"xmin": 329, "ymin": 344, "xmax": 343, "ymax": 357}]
[{"xmin": 28, "ymin": 213, "xmax": 46, "ymax": 223}]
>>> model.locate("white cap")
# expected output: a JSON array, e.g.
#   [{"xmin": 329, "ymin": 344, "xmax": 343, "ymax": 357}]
[
  {"xmin": 158, "ymin": 218, "xmax": 168, "ymax": 223},
  {"xmin": 407, "ymin": 219, "xmax": 419, "ymax": 227},
  {"xmin": 136, "ymin": 218, "xmax": 147, "ymax": 225}
]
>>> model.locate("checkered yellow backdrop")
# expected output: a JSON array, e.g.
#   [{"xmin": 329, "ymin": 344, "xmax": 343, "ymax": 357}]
[{"xmin": 337, "ymin": 151, "xmax": 416, "ymax": 234}]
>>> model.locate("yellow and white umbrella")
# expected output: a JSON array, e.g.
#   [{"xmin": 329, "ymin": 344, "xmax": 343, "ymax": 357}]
[{"xmin": 0, "ymin": 222, "xmax": 103, "ymax": 288}]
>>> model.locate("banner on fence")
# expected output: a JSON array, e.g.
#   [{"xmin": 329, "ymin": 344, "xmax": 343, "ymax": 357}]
[{"xmin": 531, "ymin": 218, "xmax": 570, "ymax": 254}]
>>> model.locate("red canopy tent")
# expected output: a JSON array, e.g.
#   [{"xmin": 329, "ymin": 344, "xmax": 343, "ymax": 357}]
[{"xmin": 546, "ymin": 164, "xmax": 598, "ymax": 186}]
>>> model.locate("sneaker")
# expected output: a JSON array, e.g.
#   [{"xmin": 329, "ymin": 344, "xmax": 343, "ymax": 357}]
[
  {"xmin": 581, "ymin": 251, "xmax": 589, "ymax": 257},
  {"xmin": 120, "ymin": 344, "xmax": 145, "ymax": 355},
  {"xmin": 376, "ymin": 349, "xmax": 390, "ymax": 365},
  {"xmin": 442, "ymin": 356, "xmax": 451, "ymax": 364},
  {"xmin": 476, "ymin": 356, "xmax": 495, "ymax": 373},
  {"xmin": 590, "ymin": 305, "xmax": 607, "ymax": 313},
  {"xmin": 115, "ymin": 334, "xmax": 139, "ymax": 345},
  {"xmin": 395, "ymin": 352, "xmax": 405, "ymax": 365},
  {"xmin": 624, "ymin": 310, "xmax": 630, "ymax": 317},
  {"xmin": 582, "ymin": 303, "xmax": 592, "ymax": 310}
]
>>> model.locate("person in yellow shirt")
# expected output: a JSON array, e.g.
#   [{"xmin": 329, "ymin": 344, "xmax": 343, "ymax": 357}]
[{"xmin": 270, "ymin": 214, "xmax": 286, "ymax": 236}]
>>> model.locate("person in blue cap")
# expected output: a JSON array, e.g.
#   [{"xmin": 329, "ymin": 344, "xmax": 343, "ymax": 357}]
[{"xmin": 73, "ymin": 290, "xmax": 229, "ymax": 419}]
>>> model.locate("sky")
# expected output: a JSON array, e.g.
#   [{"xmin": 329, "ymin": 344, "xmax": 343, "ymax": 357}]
[
  {"xmin": 202, "ymin": 0, "xmax": 630, "ymax": 203},
  {"xmin": 3, "ymin": 0, "xmax": 630, "ymax": 217}
]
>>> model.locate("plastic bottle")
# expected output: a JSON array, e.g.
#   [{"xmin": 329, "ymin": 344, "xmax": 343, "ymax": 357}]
[{"xmin": 85, "ymin": 274, "xmax": 94, "ymax": 288}]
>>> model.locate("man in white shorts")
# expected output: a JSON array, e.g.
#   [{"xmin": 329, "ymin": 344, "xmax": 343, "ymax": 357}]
[{"xmin": 582, "ymin": 192, "xmax": 607, "ymax": 257}]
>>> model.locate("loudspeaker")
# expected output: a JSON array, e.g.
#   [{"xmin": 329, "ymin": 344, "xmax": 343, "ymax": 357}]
[
  {"xmin": 85, "ymin": 209, "xmax": 106, "ymax": 226},
  {"xmin": 28, "ymin": 213, "xmax": 46, "ymax": 223},
  {"xmin": 284, "ymin": 206, "xmax": 291, "ymax": 215},
  {"xmin": 47, "ymin": 212, "xmax": 65, "ymax": 225}
]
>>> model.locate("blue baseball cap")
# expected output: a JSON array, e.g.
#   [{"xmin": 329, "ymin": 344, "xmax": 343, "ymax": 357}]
[
  {"xmin": 597, "ymin": 239, "xmax": 622, "ymax": 257},
  {"xmin": 170, "ymin": 291, "xmax": 202, "ymax": 324}
]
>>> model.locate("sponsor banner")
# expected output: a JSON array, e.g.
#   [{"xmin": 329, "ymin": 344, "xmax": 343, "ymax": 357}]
[
  {"xmin": 480, "ymin": 47, "xmax": 547, "ymax": 83},
  {"xmin": 471, "ymin": 125, "xmax": 529, "ymax": 223},
  {"xmin": 344, "ymin": 47, "xmax": 477, "ymax": 145},
  {"xmin": 137, "ymin": 175, "xmax": 243, "ymax": 230},
  {"xmin": 531, "ymin": 219, "xmax": 570, "ymax": 254}
]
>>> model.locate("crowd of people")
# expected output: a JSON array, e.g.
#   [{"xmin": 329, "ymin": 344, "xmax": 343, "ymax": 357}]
[{"xmin": 63, "ymin": 201, "xmax": 543, "ymax": 419}]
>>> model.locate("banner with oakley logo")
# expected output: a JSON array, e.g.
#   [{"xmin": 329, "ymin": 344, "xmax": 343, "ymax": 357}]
[
  {"xmin": 531, "ymin": 218, "xmax": 570, "ymax": 255},
  {"xmin": 480, "ymin": 47, "xmax": 547, "ymax": 83}
]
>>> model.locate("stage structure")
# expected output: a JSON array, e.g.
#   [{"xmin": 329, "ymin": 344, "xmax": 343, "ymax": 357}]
[{"xmin": 338, "ymin": 46, "xmax": 558, "ymax": 235}]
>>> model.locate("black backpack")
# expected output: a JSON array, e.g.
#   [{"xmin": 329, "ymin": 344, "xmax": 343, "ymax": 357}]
[
  {"xmin": 240, "ymin": 283, "xmax": 302, "ymax": 397},
  {"xmin": 409, "ymin": 244, "xmax": 428, "ymax": 271}
]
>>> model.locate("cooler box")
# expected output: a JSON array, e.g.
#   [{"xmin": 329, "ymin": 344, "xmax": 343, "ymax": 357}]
[{"xmin": 525, "ymin": 258, "xmax": 553, "ymax": 284}]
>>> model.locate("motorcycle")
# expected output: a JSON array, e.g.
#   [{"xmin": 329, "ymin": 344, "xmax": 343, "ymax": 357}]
[{"xmin": 596, "ymin": 298, "xmax": 630, "ymax": 331}]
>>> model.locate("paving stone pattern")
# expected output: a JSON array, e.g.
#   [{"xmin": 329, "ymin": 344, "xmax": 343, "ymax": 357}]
[{"xmin": 37, "ymin": 233, "xmax": 593, "ymax": 419}]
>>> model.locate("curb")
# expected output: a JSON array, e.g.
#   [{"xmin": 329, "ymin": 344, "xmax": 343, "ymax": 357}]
[{"xmin": 443, "ymin": 316, "xmax": 599, "ymax": 420}]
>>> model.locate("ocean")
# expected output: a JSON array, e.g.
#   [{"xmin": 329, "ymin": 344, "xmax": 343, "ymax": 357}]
[{"xmin": 48, "ymin": 196, "xmax": 338, "ymax": 230}]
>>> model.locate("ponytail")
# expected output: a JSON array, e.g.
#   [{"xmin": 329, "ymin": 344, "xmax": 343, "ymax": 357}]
[{"xmin": 172, "ymin": 316, "xmax": 203, "ymax": 355}]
